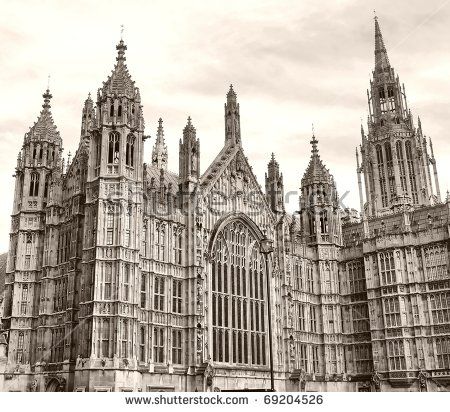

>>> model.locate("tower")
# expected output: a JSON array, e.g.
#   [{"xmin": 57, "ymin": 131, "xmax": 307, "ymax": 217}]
[
  {"xmin": 152, "ymin": 118, "xmax": 168, "ymax": 170},
  {"xmin": 299, "ymin": 133, "xmax": 344, "ymax": 378},
  {"xmin": 3, "ymin": 88, "xmax": 63, "ymax": 370},
  {"xmin": 224, "ymin": 85, "xmax": 241, "ymax": 146},
  {"xmin": 79, "ymin": 37, "xmax": 146, "ymax": 368},
  {"xmin": 360, "ymin": 17, "xmax": 438, "ymax": 217},
  {"xmin": 300, "ymin": 133, "xmax": 341, "ymax": 245}
]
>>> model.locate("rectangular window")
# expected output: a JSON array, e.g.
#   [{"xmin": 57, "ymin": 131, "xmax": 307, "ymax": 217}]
[
  {"xmin": 172, "ymin": 329, "xmax": 182, "ymax": 364},
  {"xmin": 388, "ymin": 340, "xmax": 406, "ymax": 370},
  {"xmin": 430, "ymin": 293, "xmax": 450, "ymax": 325},
  {"xmin": 123, "ymin": 264, "xmax": 130, "ymax": 301},
  {"xmin": 172, "ymin": 279, "xmax": 182, "ymax": 313},
  {"xmin": 125, "ymin": 207, "xmax": 131, "ymax": 248},
  {"xmin": 384, "ymin": 297, "xmax": 401, "ymax": 327},
  {"xmin": 104, "ymin": 263, "xmax": 112, "ymax": 300},
  {"xmin": 307, "ymin": 265, "xmax": 314, "ymax": 293},
  {"xmin": 102, "ymin": 319, "xmax": 110, "ymax": 358},
  {"xmin": 436, "ymin": 337, "xmax": 450, "ymax": 369},
  {"xmin": 310, "ymin": 305, "xmax": 317, "ymax": 333},
  {"xmin": 155, "ymin": 225, "xmax": 166, "ymax": 261},
  {"xmin": 299, "ymin": 343, "xmax": 308, "ymax": 372},
  {"xmin": 153, "ymin": 327, "xmax": 164, "ymax": 363},
  {"xmin": 142, "ymin": 225, "xmax": 147, "ymax": 257},
  {"xmin": 380, "ymin": 251, "xmax": 396, "ymax": 285},
  {"xmin": 174, "ymin": 233, "xmax": 182, "ymax": 265},
  {"xmin": 139, "ymin": 326, "xmax": 146, "ymax": 362},
  {"xmin": 140, "ymin": 273, "xmax": 147, "ymax": 309},
  {"xmin": 299, "ymin": 303, "xmax": 306, "ymax": 331},
  {"xmin": 154, "ymin": 276, "xmax": 165, "ymax": 311},
  {"xmin": 121, "ymin": 320, "xmax": 128, "ymax": 358},
  {"xmin": 312, "ymin": 345, "xmax": 319, "ymax": 373}
]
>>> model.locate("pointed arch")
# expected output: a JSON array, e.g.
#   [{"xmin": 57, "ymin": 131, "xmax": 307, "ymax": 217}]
[
  {"xmin": 209, "ymin": 214, "xmax": 270, "ymax": 367},
  {"xmin": 108, "ymin": 132, "xmax": 120, "ymax": 164}
]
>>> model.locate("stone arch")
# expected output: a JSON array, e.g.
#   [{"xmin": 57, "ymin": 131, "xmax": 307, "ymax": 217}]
[{"xmin": 45, "ymin": 376, "xmax": 65, "ymax": 392}]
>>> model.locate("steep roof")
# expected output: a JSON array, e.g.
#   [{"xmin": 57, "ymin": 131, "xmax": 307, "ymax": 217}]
[
  {"xmin": 101, "ymin": 40, "xmax": 137, "ymax": 97},
  {"xmin": 301, "ymin": 134, "xmax": 335, "ymax": 187},
  {"xmin": 24, "ymin": 89, "xmax": 62, "ymax": 145}
]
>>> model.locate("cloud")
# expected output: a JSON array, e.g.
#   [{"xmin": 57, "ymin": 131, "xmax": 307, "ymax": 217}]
[{"xmin": 0, "ymin": 0, "xmax": 449, "ymax": 250}]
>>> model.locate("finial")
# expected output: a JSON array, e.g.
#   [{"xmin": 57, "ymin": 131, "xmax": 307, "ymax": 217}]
[
  {"xmin": 271, "ymin": 152, "xmax": 275, "ymax": 162},
  {"xmin": 227, "ymin": 84, "xmax": 237, "ymax": 99},
  {"xmin": 183, "ymin": 116, "xmax": 196, "ymax": 134},
  {"xmin": 42, "ymin": 86, "xmax": 52, "ymax": 110},
  {"xmin": 47, "ymin": 74, "xmax": 51, "ymax": 89},
  {"xmin": 120, "ymin": 24, "xmax": 124, "ymax": 40},
  {"xmin": 312, "ymin": 123, "xmax": 315, "ymax": 136},
  {"xmin": 310, "ymin": 128, "xmax": 319, "ymax": 156},
  {"xmin": 373, "ymin": 9, "xmax": 377, "ymax": 20},
  {"xmin": 116, "ymin": 35, "xmax": 127, "ymax": 63}
]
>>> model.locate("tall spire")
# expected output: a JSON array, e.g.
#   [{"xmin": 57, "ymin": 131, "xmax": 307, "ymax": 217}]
[
  {"xmin": 152, "ymin": 118, "xmax": 168, "ymax": 170},
  {"xmin": 374, "ymin": 15, "xmax": 390, "ymax": 73}
]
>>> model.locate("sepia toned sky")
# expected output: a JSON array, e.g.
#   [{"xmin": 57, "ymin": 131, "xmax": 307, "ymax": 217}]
[{"xmin": 0, "ymin": 0, "xmax": 449, "ymax": 251}]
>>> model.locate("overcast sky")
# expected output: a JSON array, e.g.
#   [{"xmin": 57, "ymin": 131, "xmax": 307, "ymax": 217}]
[{"xmin": 0, "ymin": 0, "xmax": 449, "ymax": 251}]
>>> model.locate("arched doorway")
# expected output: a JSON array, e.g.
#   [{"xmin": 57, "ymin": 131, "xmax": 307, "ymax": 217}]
[{"xmin": 45, "ymin": 376, "xmax": 65, "ymax": 392}]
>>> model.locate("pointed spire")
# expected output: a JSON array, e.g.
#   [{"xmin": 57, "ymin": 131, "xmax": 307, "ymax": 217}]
[
  {"xmin": 429, "ymin": 137, "xmax": 435, "ymax": 158},
  {"xmin": 374, "ymin": 15, "xmax": 390, "ymax": 72}
]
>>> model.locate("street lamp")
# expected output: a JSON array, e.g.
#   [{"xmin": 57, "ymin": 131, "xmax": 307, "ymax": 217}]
[{"xmin": 260, "ymin": 232, "xmax": 274, "ymax": 392}]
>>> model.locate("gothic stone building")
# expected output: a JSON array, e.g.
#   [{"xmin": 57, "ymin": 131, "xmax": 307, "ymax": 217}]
[{"xmin": 0, "ymin": 18, "xmax": 449, "ymax": 392}]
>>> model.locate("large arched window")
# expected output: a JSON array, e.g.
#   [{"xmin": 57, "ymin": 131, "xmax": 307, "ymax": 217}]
[
  {"xmin": 376, "ymin": 144, "xmax": 388, "ymax": 207},
  {"xmin": 126, "ymin": 134, "xmax": 135, "ymax": 167},
  {"xmin": 108, "ymin": 132, "xmax": 120, "ymax": 164},
  {"xmin": 405, "ymin": 141, "xmax": 418, "ymax": 203},
  {"xmin": 211, "ymin": 220, "xmax": 267, "ymax": 366},
  {"xmin": 29, "ymin": 172, "xmax": 39, "ymax": 197},
  {"xmin": 384, "ymin": 142, "xmax": 395, "ymax": 199},
  {"xmin": 396, "ymin": 140, "xmax": 407, "ymax": 194}
]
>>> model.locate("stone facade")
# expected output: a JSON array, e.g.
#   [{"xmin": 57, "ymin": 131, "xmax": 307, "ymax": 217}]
[{"xmin": 0, "ymin": 18, "xmax": 449, "ymax": 392}]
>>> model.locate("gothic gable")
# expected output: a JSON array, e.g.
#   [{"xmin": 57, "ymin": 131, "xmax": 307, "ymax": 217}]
[{"xmin": 200, "ymin": 145, "xmax": 275, "ymax": 225}]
